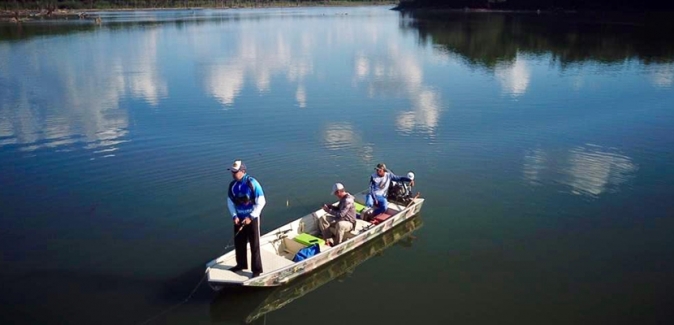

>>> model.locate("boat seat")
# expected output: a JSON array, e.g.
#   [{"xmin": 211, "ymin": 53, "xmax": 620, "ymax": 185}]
[
  {"xmin": 371, "ymin": 208, "xmax": 398, "ymax": 225},
  {"xmin": 345, "ymin": 219, "xmax": 371, "ymax": 239}
]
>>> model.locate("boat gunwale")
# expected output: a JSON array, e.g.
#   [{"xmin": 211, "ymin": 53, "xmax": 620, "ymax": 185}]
[
  {"xmin": 206, "ymin": 191, "xmax": 424, "ymax": 287},
  {"xmin": 236, "ymin": 195, "xmax": 424, "ymax": 286}
]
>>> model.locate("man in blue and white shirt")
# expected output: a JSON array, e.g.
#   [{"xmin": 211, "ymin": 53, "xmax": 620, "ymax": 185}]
[
  {"xmin": 366, "ymin": 163, "xmax": 414, "ymax": 216},
  {"xmin": 227, "ymin": 160, "xmax": 266, "ymax": 277}
]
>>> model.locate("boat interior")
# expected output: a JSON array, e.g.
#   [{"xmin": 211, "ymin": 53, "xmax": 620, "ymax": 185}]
[{"xmin": 207, "ymin": 191, "xmax": 410, "ymax": 283}]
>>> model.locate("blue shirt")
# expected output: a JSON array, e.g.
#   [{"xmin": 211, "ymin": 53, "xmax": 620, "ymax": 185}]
[{"xmin": 227, "ymin": 174, "xmax": 266, "ymax": 219}]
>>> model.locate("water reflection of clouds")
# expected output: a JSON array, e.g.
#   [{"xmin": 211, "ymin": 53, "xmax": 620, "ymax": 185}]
[
  {"xmin": 128, "ymin": 29, "xmax": 168, "ymax": 106},
  {"xmin": 522, "ymin": 148, "xmax": 547, "ymax": 185},
  {"xmin": 322, "ymin": 123, "xmax": 374, "ymax": 163},
  {"xmin": 295, "ymin": 85, "xmax": 307, "ymax": 108},
  {"xmin": 208, "ymin": 65, "xmax": 245, "ymax": 106},
  {"xmin": 323, "ymin": 123, "xmax": 358, "ymax": 151},
  {"xmin": 352, "ymin": 45, "xmax": 441, "ymax": 135},
  {"xmin": 495, "ymin": 56, "xmax": 531, "ymax": 97},
  {"xmin": 203, "ymin": 28, "xmax": 313, "ymax": 109},
  {"xmin": 0, "ymin": 28, "xmax": 166, "ymax": 156},
  {"xmin": 649, "ymin": 63, "xmax": 673, "ymax": 88},
  {"xmin": 523, "ymin": 144, "xmax": 638, "ymax": 197}
]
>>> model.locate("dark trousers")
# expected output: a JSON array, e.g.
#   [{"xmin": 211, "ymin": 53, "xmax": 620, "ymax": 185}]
[{"xmin": 234, "ymin": 217, "xmax": 262, "ymax": 274}]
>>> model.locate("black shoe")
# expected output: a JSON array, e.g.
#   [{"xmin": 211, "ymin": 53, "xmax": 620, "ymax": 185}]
[
  {"xmin": 229, "ymin": 266, "xmax": 244, "ymax": 272},
  {"xmin": 252, "ymin": 272, "xmax": 261, "ymax": 278}
]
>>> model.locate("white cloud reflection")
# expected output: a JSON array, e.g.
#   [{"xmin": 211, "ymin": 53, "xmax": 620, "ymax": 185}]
[
  {"xmin": 523, "ymin": 144, "xmax": 638, "ymax": 197},
  {"xmin": 202, "ymin": 27, "xmax": 313, "ymax": 109},
  {"xmin": 128, "ymin": 29, "xmax": 168, "ymax": 106},
  {"xmin": 0, "ymin": 28, "xmax": 166, "ymax": 155},
  {"xmin": 322, "ymin": 122, "xmax": 374, "ymax": 163},
  {"xmin": 323, "ymin": 123, "xmax": 358, "ymax": 151},
  {"xmin": 295, "ymin": 85, "xmax": 307, "ymax": 108},
  {"xmin": 495, "ymin": 55, "xmax": 531, "ymax": 97},
  {"xmin": 208, "ymin": 65, "xmax": 245, "ymax": 107},
  {"xmin": 352, "ymin": 44, "xmax": 442, "ymax": 136},
  {"xmin": 649, "ymin": 63, "xmax": 674, "ymax": 88}
]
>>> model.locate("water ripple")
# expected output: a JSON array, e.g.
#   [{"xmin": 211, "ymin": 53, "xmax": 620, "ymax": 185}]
[{"xmin": 523, "ymin": 144, "xmax": 639, "ymax": 198}]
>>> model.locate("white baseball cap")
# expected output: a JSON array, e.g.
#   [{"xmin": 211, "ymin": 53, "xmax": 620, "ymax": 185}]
[
  {"xmin": 228, "ymin": 160, "xmax": 246, "ymax": 173},
  {"xmin": 331, "ymin": 183, "xmax": 345, "ymax": 194}
]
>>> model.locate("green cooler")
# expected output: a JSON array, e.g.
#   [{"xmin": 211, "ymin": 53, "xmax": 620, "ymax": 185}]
[
  {"xmin": 294, "ymin": 233, "xmax": 325, "ymax": 246},
  {"xmin": 355, "ymin": 202, "xmax": 367, "ymax": 213}
]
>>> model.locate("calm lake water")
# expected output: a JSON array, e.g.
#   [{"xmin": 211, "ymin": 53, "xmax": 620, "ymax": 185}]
[{"xmin": 1, "ymin": 6, "xmax": 674, "ymax": 325}]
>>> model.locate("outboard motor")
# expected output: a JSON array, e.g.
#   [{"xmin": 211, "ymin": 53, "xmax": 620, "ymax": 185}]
[{"xmin": 387, "ymin": 171, "xmax": 415, "ymax": 205}]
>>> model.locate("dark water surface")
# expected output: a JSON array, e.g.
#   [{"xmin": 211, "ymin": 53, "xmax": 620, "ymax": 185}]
[{"xmin": 1, "ymin": 6, "xmax": 673, "ymax": 325}]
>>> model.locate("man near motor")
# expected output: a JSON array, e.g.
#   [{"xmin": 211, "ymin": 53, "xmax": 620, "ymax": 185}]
[{"xmin": 364, "ymin": 163, "xmax": 415, "ymax": 220}]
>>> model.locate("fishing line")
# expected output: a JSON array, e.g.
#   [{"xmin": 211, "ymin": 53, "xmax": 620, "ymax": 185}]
[{"xmin": 136, "ymin": 223, "xmax": 246, "ymax": 325}]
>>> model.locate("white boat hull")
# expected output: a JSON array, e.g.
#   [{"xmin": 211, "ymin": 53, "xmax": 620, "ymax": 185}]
[{"xmin": 206, "ymin": 190, "xmax": 424, "ymax": 288}]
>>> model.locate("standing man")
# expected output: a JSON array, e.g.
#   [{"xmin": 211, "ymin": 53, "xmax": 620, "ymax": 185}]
[
  {"xmin": 366, "ymin": 163, "xmax": 415, "ymax": 217},
  {"xmin": 319, "ymin": 183, "xmax": 357, "ymax": 246},
  {"xmin": 227, "ymin": 160, "xmax": 266, "ymax": 278}
]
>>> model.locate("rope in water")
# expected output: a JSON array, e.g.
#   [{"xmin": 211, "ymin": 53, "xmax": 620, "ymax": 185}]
[
  {"xmin": 136, "ymin": 224, "xmax": 246, "ymax": 325},
  {"xmin": 136, "ymin": 273, "xmax": 208, "ymax": 325}
]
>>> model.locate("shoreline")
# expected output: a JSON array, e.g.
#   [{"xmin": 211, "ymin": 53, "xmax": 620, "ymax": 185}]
[
  {"xmin": 391, "ymin": 4, "xmax": 674, "ymax": 14},
  {"xmin": 0, "ymin": 1, "xmax": 397, "ymax": 22}
]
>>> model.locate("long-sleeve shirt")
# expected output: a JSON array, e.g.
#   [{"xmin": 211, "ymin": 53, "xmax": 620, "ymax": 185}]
[
  {"xmin": 227, "ymin": 174, "xmax": 266, "ymax": 219},
  {"xmin": 369, "ymin": 171, "xmax": 412, "ymax": 197},
  {"xmin": 327, "ymin": 193, "xmax": 357, "ymax": 225}
]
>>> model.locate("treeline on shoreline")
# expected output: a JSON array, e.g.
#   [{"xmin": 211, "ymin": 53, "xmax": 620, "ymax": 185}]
[
  {"xmin": 394, "ymin": 0, "xmax": 674, "ymax": 12},
  {"xmin": 401, "ymin": 11, "xmax": 674, "ymax": 67},
  {"xmin": 2, "ymin": 0, "xmax": 394, "ymax": 11}
]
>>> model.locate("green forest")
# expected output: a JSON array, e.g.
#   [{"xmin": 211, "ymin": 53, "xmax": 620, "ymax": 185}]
[
  {"xmin": 3, "ymin": 0, "xmax": 394, "ymax": 11},
  {"xmin": 5, "ymin": 0, "xmax": 673, "ymax": 11},
  {"xmin": 400, "ymin": 10, "xmax": 674, "ymax": 67},
  {"xmin": 394, "ymin": 0, "xmax": 674, "ymax": 11}
]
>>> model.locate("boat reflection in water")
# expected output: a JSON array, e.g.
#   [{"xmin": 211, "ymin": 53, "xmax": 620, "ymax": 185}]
[{"xmin": 209, "ymin": 215, "xmax": 424, "ymax": 324}]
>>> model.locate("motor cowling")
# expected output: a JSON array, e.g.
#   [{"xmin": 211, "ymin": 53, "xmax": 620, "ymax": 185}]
[{"xmin": 387, "ymin": 171, "xmax": 414, "ymax": 205}]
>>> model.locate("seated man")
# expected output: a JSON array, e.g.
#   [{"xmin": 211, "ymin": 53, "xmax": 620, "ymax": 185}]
[
  {"xmin": 364, "ymin": 163, "xmax": 415, "ymax": 220},
  {"xmin": 318, "ymin": 183, "xmax": 357, "ymax": 246}
]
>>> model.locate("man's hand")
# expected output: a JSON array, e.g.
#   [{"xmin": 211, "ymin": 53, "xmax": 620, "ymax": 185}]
[
  {"xmin": 234, "ymin": 217, "xmax": 240, "ymax": 225},
  {"xmin": 322, "ymin": 204, "xmax": 330, "ymax": 212},
  {"xmin": 243, "ymin": 217, "xmax": 252, "ymax": 225}
]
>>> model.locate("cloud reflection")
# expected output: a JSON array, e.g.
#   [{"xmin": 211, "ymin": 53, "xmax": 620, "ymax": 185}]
[
  {"xmin": 323, "ymin": 123, "xmax": 358, "ymax": 151},
  {"xmin": 322, "ymin": 122, "xmax": 374, "ymax": 163},
  {"xmin": 495, "ymin": 56, "xmax": 531, "ymax": 97},
  {"xmin": 208, "ymin": 65, "xmax": 245, "ymax": 107},
  {"xmin": 203, "ymin": 28, "xmax": 313, "ymax": 109},
  {"xmin": 295, "ymin": 85, "xmax": 307, "ymax": 108},
  {"xmin": 649, "ymin": 63, "xmax": 673, "ymax": 88},
  {"xmin": 523, "ymin": 148, "xmax": 547, "ymax": 185},
  {"xmin": 128, "ymin": 29, "xmax": 168, "ymax": 106},
  {"xmin": 352, "ymin": 46, "xmax": 442, "ymax": 135},
  {"xmin": 0, "ymin": 28, "xmax": 166, "ymax": 156},
  {"xmin": 523, "ymin": 144, "xmax": 638, "ymax": 197}
]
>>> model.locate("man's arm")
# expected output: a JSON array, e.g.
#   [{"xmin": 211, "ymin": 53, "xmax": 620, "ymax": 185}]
[
  {"xmin": 249, "ymin": 178, "xmax": 266, "ymax": 218},
  {"xmin": 371, "ymin": 175, "xmax": 383, "ymax": 192},
  {"xmin": 390, "ymin": 172, "xmax": 412, "ymax": 183},
  {"xmin": 334, "ymin": 196, "xmax": 355, "ymax": 219},
  {"xmin": 227, "ymin": 197, "xmax": 238, "ymax": 219}
]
